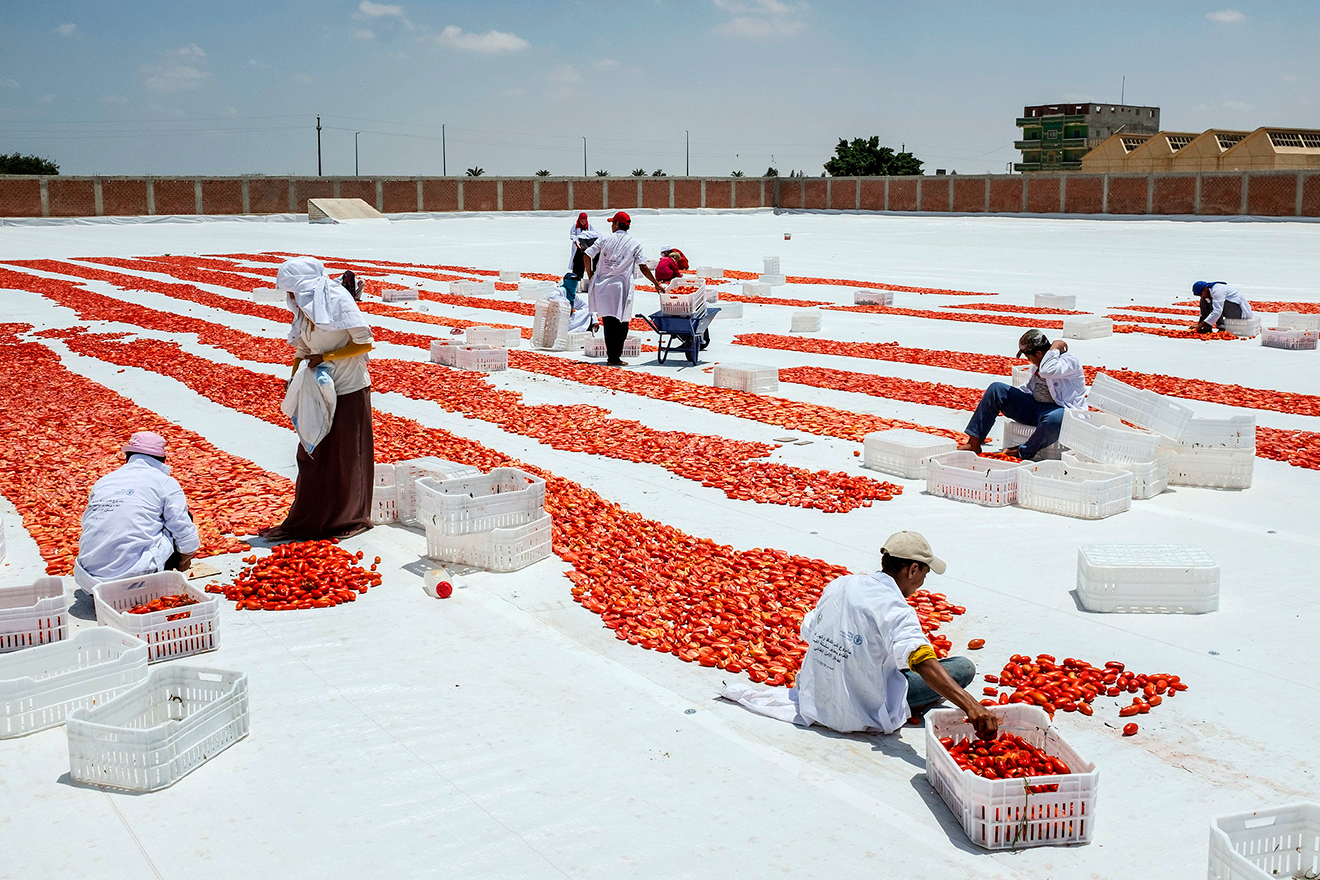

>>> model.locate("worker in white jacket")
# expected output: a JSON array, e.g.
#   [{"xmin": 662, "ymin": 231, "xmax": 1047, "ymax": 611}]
[
  {"xmin": 1194, "ymin": 281, "xmax": 1252, "ymax": 332},
  {"xmin": 583, "ymin": 211, "xmax": 662, "ymax": 365},
  {"xmin": 721, "ymin": 532, "xmax": 998, "ymax": 738},
  {"xmin": 960, "ymin": 329, "xmax": 1087, "ymax": 460},
  {"xmin": 74, "ymin": 431, "xmax": 200, "ymax": 590}
]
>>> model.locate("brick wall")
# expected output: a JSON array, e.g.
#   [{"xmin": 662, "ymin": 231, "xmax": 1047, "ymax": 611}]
[{"xmin": 2, "ymin": 172, "xmax": 1314, "ymax": 220}]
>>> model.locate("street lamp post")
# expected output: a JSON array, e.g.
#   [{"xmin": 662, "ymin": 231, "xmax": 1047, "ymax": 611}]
[
  {"xmin": 685, "ymin": 130, "xmax": 689, "ymax": 176},
  {"xmin": 355, "ymin": 131, "xmax": 361, "ymax": 176},
  {"xmin": 583, "ymin": 137, "xmax": 587, "ymax": 177},
  {"xmin": 442, "ymin": 124, "xmax": 447, "ymax": 176}
]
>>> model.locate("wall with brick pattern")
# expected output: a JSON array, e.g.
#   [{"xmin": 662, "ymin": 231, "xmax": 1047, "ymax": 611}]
[
  {"xmin": 1152, "ymin": 177, "xmax": 1195, "ymax": 215},
  {"xmin": 736, "ymin": 179, "xmax": 762, "ymax": 208},
  {"xmin": 1199, "ymin": 176, "xmax": 1242, "ymax": 215},
  {"xmin": 153, "ymin": 179, "xmax": 197, "ymax": 215},
  {"xmin": 802, "ymin": 180, "xmax": 827, "ymax": 210},
  {"xmin": 0, "ymin": 178, "xmax": 41, "ymax": 217},
  {"xmin": 539, "ymin": 180, "xmax": 569, "ymax": 211},
  {"xmin": 422, "ymin": 179, "xmax": 458, "ymax": 212},
  {"xmin": 642, "ymin": 179, "xmax": 669, "ymax": 209},
  {"xmin": 382, "ymin": 180, "xmax": 419, "ymax": 213},
  {"xmin": 988, "ymin": 178, "xmax": 1023, "ymax": 213},
  {"xmin": 888, "ymin": 179, "xmax": 917, "ymax": 211},
  {"xmin": 292, "ymin": 179, "xmax": 334, "ymax": 212},
  {"xmin": 859, "ymin": 179, "xmax": 886, "ymax": 210},
  {"xmin": 1302, "ymin": 175, "xmax": 1320, "ymax": 218},
  {"xmin": 337, "ymin": 179, "xmax": 377, "ymax": 208},
  {"xmin": 952, "ymin": 178, "xmax": 986, "ymax": 213},
  {"xmin": 574, "ymin": 179, "xmax": 604, "ymax": 211},
  {"xmin": 1064, "ymin": 177, "xmax": 1103, "ymax": 214},
  {"xmin": 920, "ymin": 177, "xmax": 949, "ymax": 212},
  {"xmin": 673, "ymin": 180, "xmax": 701, "ymax": 209},
  {"xmin": 503, "ymin": 179, "xmax": 535, "ymax": 211},
  {"xmin": 1107, "ymin": 177, "xmax": 1148, "ymax": 214},
  {"xmin": 1026, "ymin": 177, "xmax": 1060, "ymax": 213},
  {"xmin": 1246, "ymin": 174, "xmax": 1297, "ymax": 217},
  {"xmin": 464, "ymin": 179, "xmax": 498, "ymax": 212}
]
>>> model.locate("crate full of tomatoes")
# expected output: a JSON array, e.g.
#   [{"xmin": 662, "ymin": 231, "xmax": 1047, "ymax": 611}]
[
  {"xmin": 926, "ymin": 704, "xmax": 1098, "ymax": 850},
  {"xmin": 94, "ymin": 572, "xmax": 220, "ymax": 663}
]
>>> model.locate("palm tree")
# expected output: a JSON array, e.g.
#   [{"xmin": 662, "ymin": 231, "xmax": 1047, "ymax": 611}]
[
  {"xmin": 765, "ymin": 167, "xmax": 779, "ymax": 177},
  {"xmin": 465, "ymin": 167, "xmax": 484, "ymax": 177},
  {"xmin": 731, "ymin": 170, "xmax": 745, "ymax": 177},
  {"xmin": 594, "ymin": 170, "xmax": 610, "ymax": 177},
  {"xmin": 631, "ymin": 168, "xmax": 646, "ymax": 176},
  {"xmin": 652, "ymin": 169, "xmax": 666, "ymax": 177},
  {"xmin": 535, "ymin": 169, "xmax": 551, "ymax": 176}
]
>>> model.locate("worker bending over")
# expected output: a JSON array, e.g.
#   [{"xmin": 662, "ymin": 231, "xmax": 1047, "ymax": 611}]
[
  {"xmin": 654, "ymin": 247, "xmax": 689, "ymax": 289},
  {"xmin": 722, "ymin": 532, "xmax": 998, "ymax": 739},
  {"xmin": 959, "ymin": 329, "xmax": 1086, "ymax": 460},
  {"xmin": 1194, "ymin": 280, "xmax": 1252, "ymax": 333},
  {"xmin": 74, "ymin": 431, "xmax": 200, "ymax": 590}
]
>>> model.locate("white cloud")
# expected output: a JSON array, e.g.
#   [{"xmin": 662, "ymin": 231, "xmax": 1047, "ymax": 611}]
[
  {"xmin": 593, "ymin": 58, "xmax": 620, "ymax": 70},
  {"xmin": 140, "ymin": 44, "xmax": 212, "ymax": 93},
  {"xmin": 352, "ymin": 27, "xmax": 376, "ymax": 40},
  {"xmin": 0, "ymin": 77, "xmax": 18, "ymax": 89},
  {"xmin": 1281, "ymin": 74, "xmax": 1301, "ymax": 83},
  {"xmin": 1206, "ymin": 9, "xmax": 1246, "ymax": 23},
  {"xmin": 249, "ymin": 59, "xmax": 271, "ymax": 69},
  {"xmin": 551, "ymin": 65, "xmax": 582, "ymax": 86},
  {"xmin": 54, "ymin": 23, "xmax": 77, "ymax": 37},
  {"xmin": 101, "ymin": 94, "xmax": 129, "ymax": 105},
  {"xmin": 714, "ymin": 0, "xmax": 801, "ymax": 12},
  {"xmin": 292, "ymin": 73, "xmax": 314, "ymax": 84},
  {"xmin": 712, "ymin": 0, "xmax": 808, "ymax": 39},
  {"xmin": 501, "ymin": 88, "xmax": 524, "ymax": 97},
  {"xmin": 38, "ymin": 94, "xmax": 55, "ymax": 105},
  {"xmin": 1223, "ymin": 99, "xmax": 1252, "ymax": 111},
  {"xmin": 359, "ymin": 1, "xmax": 404, "ymax": 17},
  {"xmin": 436, "ymin": 25, "xmax": 529, "ymax": 53}
]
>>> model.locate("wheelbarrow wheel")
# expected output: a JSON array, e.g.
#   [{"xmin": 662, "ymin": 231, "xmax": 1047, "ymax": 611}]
[{"xmin": 699, "ymin": 329, "xmax": 711, "ymax": 350}]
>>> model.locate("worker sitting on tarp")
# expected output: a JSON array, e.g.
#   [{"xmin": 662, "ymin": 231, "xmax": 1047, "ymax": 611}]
[
  {"xmin": 958, "ymin": 329, "xmax": 1087, "ymax": 460},
  {"xmin": 654, "ymin": 247, "xmax": 690, "ymax": 289},
  {"xmin": 74, "ymin": 431, "xmax": 200, "ymax": 591},
  {"xmin": 1194, "ymin": 281, "xmax": 1252, "ymax": 333},
  {"xmin": 721, "ymin": 532, "xmax": 998, "ymax": 739}
]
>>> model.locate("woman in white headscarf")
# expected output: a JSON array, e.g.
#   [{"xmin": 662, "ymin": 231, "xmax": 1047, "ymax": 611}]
[{"xmin": 259, "ymin": 257, "xmax": 375, "ymax": 540}]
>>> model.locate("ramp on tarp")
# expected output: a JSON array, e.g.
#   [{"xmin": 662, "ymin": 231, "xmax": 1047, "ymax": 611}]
[{"xmin": 307, "ymin": 198, "xmax": 388, "ymax": 224}]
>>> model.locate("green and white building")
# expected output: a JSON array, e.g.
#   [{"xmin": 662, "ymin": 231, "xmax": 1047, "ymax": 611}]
[{"xmin": 1015, "ymin": 103, "xmax": 1161, "ymax": 172}]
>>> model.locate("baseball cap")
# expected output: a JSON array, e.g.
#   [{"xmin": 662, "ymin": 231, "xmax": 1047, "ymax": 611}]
[
  {"xmin": 607, "ymin": 211, "xmax": 631, "ymax": 225},
  {"xmin": 881, "ymin": 530, "xmax": 946, "ymax": 575},
  {"xmin": 1017, "ymin": 328, "xmax": 1050, "ymax": 358}
]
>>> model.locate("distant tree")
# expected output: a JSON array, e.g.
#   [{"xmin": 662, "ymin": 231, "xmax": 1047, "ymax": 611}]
[
  {"xmin": 731, "ymin": 170, "xmax": 745, "ymax": 177},
  {"xmin": 465, "ymin": 167, "xmax": 484, "ymax": 177},
  {"xmin": 651, "ymin": 169, "xmax": 666, "ymax": 177},
  {"xmin": 823, "ymin": 137, "xmax": 923, "ymax": 176},
  {"xmin": 764, "ymin": 166, "xmax": 779, "ymax": 177},
  {"xmin": 535, "ymin": 169, "xmax": 551, "ymax": 176},
  {"xmin": 594, "ymin": 169, "xmax": 610, "ymax": 177},
  {"xmin": 630, "ymin": 168, "xmax": 646, "ymax": 176},
  {"xmin": 0, "ymin": 152, "xmax": 59, "ymax": 175}
]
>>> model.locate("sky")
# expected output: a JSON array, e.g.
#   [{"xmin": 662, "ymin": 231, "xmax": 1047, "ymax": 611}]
[{"xmin": 1, "ymin": 1, "xmax": 1317, "ymax": 177}]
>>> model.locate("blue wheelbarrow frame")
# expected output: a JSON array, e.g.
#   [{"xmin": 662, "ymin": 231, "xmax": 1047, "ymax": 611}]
[{"xmin": 637, "ymin": 308, "xmax": 720, "ymax": 365}]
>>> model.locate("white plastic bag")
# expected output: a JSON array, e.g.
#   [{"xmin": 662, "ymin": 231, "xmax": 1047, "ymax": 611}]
[{"xmin": 281, "ymin": 363, "xmax": 337, "ymax": 454}]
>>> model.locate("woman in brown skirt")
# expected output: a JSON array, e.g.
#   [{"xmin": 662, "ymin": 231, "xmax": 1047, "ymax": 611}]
[{"xmin": 259, "ymin": 257, "xmax": 375, "ymax": 540}]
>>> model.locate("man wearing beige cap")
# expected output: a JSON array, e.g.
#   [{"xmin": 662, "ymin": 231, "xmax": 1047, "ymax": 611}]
[
  {"xmin": 722, "ymin": 531, "xmax": 997, "ymax": 738},
  {"xmin": 74, "ymin": 431, "xmax": 200, "ymax": 590}
]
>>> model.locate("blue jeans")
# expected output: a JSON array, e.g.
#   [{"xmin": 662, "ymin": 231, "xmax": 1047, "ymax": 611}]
[
  {"xmin": 562, "ymin": 275, "xmax": 579, "ymax": 306},
  {"xmin": 965, "ymin": 382, "xmax": 1063, "ymax": 458},
  {"xmin": 903, "ymin": 656, "xmax": 976, "ymax": 713}
]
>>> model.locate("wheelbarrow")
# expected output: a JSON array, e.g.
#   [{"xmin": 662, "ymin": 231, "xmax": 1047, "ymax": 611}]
[{"xmin": 638, "ymin": 308, "xmax": 720, "ymax": 365}]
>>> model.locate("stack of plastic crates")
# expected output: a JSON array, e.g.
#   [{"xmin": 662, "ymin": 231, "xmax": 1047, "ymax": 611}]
[
  {"xmin": 1088, "ymin": 373, "xmax": 1195, "ymax": 439},
  {"xmin": 466, "ymin": 327, "xmax": 521, "ymax": 348},
  {"xmin": 1062, "ymin": 316, "xmax": 1112, "ymax": 339},
  {"xmin": 565, "ymin": 331, "xmax": 590, "ymax": 350},
  {"xmin": 429, "ymin": 339, "xmax": 464, "ymax": 366},
  {"xmin": 1015, "ymin": 460, "xmax": 1133, "ymax": 519},
  {"xmin": 854, "ymin": 290, "xmax": 893, "ymax": 306},
  {"xmin": 417, "ymin": 468, "xmax": 552, "ymax": 572},
  {"xmin": 531, "ymin": 299, "xmax": 571, "ymax": 351},
  {"xmin": 1157, "ymin": 415, "xmax": 1255, "ymax": 490},
  {"xmin": 454, "ymin": 345, "xmax": 509, "ymax": 372},
  {"xmin": 1222, "ymin": 317, "xmax": 1262, "ymax": 338},
  {"xmin": 371, "ymin": 463, "xmax": 398, "ymax": 524},
  {"xmin": 763, "ymin": 256, "xmax": 780, "ymax": 275},
  {"xmin": 1034, "ymin": 293, "xmax": 1076, "ymax": 310},
  {"xmin": 760, "ymin": 257, "xmax": 786, "ymax": 286},
  {"xmin": 1059, "ymin": 411, "xmax": 1161, "ymax": 465},
  {"xmin": 712, "ymin": 364, "xmax": 778, "ymax": 395},
  {"xmin": 451, "ymin": 279, "xmax": 496, "ymax": 296},
  {"xmin": 394, "ymin": 458, "xmax": 481, "ymax": 527},
  {"xmin": 381, "ymin": 287, "xmax": 419, "ymax": 303},
  {"xmin": 1076, "ymin": 544, "xmax": 1219, "ymax": 613},
  {"xmin": 925, "ymin": 452, "xmax": 1025, "ymax": 507},
  {"xmin": 251, "ymin": 288, "xmax": 285, "ymax": 304},
  {"xmin": 1276, "ymin": 311, "xmax": 1320, "ymax": 332},
  {"xmin": 1062, "ymin": 451, "xmax": 1167, "ymax": 499},
  {"xmin": 498, "ymin": 270, "xmax": 519, "ymax": 283},
  {"xmin": 862, "ymin": 429, "xmax": 956, "ymax": 479},
  {"xmin": 790, "ymin": 310, "xmax": 821, "ymax": 332},
  {"xmin": 584, "ymin": 336, "xmax": 641, "ymax": 359},
  {"xmin": 1208, "ymin": 803, "xmax": 1320, "ymax": 880},
  {"xmin": 742, "ymin": 281, "xmax": 770, "ymax": 297},
  {"xmin": 1261, "ymin": 327, "xmax": 1318, "ymax": 350},
  {"xmin": 518, "ymin": 280, "xmax": 554, "ymax": 300},
  {"xmin": 1002, "ymin": 420, "xmax": 1064, "ymax": 460},
  {"xmin": 696, "ymin": 267, "xmax": 724, "ymax": 280},
  {"xmin": 0, "ymin": 577, "xmax": 68, "ymax": 653}
]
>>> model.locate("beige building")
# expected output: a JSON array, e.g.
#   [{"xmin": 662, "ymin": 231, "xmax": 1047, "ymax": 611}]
[
  {"xmin": 1080, "ymin": 126, "xmax": 1320, "ymax": 173},
  {"xmin": 1077, "ymin": 133, "xmax": 1154, "ymax": 173},
  {"xmin": 1168, "ymin": 131, "xmax": 1249, "ymax": 172},
  {"xmin": 1219, "ymin": 129, "xmax": 1320, "ymax": 171},
  {"xmin": 1119, "ymin": 132, "xmax": 1200, "ymax": 172}
]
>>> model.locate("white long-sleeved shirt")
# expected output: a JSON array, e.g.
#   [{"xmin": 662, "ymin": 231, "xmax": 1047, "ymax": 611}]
[
  {"xmin": 1020, "ymin": 348, "xmax": 1088, "ymax": 410},
  {"xmin": 1204, "ymin": 283, "xmax": 1253, "ymax": 326},
  {"xmin": 293, "ymin": 321, "xmax": 373, "ymax": 396},
  {"xmin": 793, "ymin": 571, "xmax": 932, "ymax": 734},
  {"xmin": 584, "ymin": 231, "xmax": 646, "ymax": 322},
  {"xmin": 77, "ymin": 455, "xmax": 200, "ymax": 582}
]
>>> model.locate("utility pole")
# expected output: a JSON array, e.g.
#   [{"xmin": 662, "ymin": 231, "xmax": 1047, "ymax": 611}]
[
  {"xmin": 1121, "ymin": 76, "xmax": 1125, "ymax": 105},
  {"xmin": 355, "ymin": 131, "xmax": 361, "ymax": 176},
  {"xmin": 316, "ymin": 115, "xmax": 322, "ymax": 176},
  {"xmin": 442, "ymin": 124, "xmax": 446, "ymax": 176},
  {"xmin": 685, "ymin": 130, "xmax": 689, "ymax": 176},
  {"xmin": 583, "ymin": 137, "xmax": 587, "ymax": 176}
]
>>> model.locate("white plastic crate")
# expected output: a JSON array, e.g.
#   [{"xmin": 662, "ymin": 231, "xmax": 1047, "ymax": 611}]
[
  {"xmin": 429, "ymin": 339, "xmax": 463, "ymax": 365},
  {"xmin": 1209, "ymin": 803, "xmax": 1320, "ymax": 880},
  {"xmin": 425, "ymin": 512, "xmax": 553, "ymax": 572},
  {"xmin": 518, "ymin": 280, "xmax": 554, "ymax": 300},
  {"xmin": 1059, "ymin": 410, "xmax": 1160, "ymax": 465},
  {"xmin": 371, "ymin": 463, "xmax": 397, "ymax": 525},
  {"xmin": 416, "ymin": 468, "xmax": 547, "ymax": 537},
  {"xmin": 925, "ymin": 452, "xmax": 1026, "ymax": 507},
  {"xmin": 1062, "ymin": 316, "xmax": 1113, "ymax": 339},
  {"xmin": 1157, "ymin": 445, "xmax": 1254, "ymax": 490},
  {"xmin": 705, "ymin": 288, "xmax": 719, "ymax": 304},
  {"xmin": 0, "ymin": 628, "xmax": 148, "ymax": 738},
  {"xmin": 1016, "ymin": 460, "xmax": 1132, "ymax": 519},
  {"xmin": 712, "ymin": 363, "xmax": 778, "ymax": 394},
  {"xmin": 1222, "ymin": 317, "xmax": 1262, "ymax": 338},
  {"xmin": 251, "ymin": 288, "xmax": 285, "ymax": 304},
  {"xmin": 1062, "ymin": 451, "xmax": 1168, "ymax": 500},
  {"xmin": 696, "ymin": 267, "xmax": 724, "ymax": 280},
  {"xmin": 1034, "ymin": 293, "xmax": 1077, "ymax": 310},
  {"xmin": 451, "ymin": 278, "xmax": 496, "ymax": 296},
  {"xmin": 1275, "ymin": 311, "xmax": 1320, "ymax": 332},
  {"xmin": 454, "ymin": 345, "xmax": 509, "ymax": 372},
  {"xmin": 790, "ymin": 310, "xmax": 821, "ymax": 333},
  {"xmin": 93, "ymin": 572, "xmax": 219, "ymax": 663},
  {"xmin": 498, "ymin": 270, "xmax": 519, "ymax": 283},
  {"xmin": 0, "ymin": 518, "xmax": 5, "ymax": 564},
  {"xmin": 67, "ymin": 666, "xmax": 249, "ymax": 793},
  {"xmin": 394, "ymin": 458, "xmax": 482, "ymax": 526},
  {"xmin": 926, "ymin": 704, "xmax": 1098, "ymax": 850},
  {"xmin": 381, "ymin": 287, "xmax": 419, "ymax": 303},
  {"xmin": 1166, "ymin": 415, "xmax": 1256, "ymax": 451},
  {"xmin": 531, "ymin": 299, "xmax": 571, "ymax": 351},
  {"xmin": 763, "ymin": 256, "xmax": 780, "ymax": 275},
  {"xmin": 742, "ymin": 281, "xmax": 770, "ymax": 297},
  {"xmin": 565, "ymin": 331, "xmax": 590, "ymax": 350},
  {"xmin": 659, "ymin": 290, "xmax": 709, "ymax": 317},
  {"xmin": 862, "ymin": 429, "xmax": 957, "ymax": 479},
  {"xmin": 1088, "ymin": 372, "xmax": 1195, "ymax": 440},
  {"xmin": 0, "ymin": 577, "xmax": 68, "ymax": 653},
  {"xmin": 760, "ymin": 273, "xmax": 787, "ymax": 286},
  {"xmin": 584, "ymin": 336, "xmax": 642, "ymax": 359},
  {"xmin": 1077, "ymin": 544, "xmax": 1219, "ymax": 613},
  {"xmin": 714, "ymin": 302, "xmax": 743, "ymax": 319},
  {"xmin": 465, "ymin": 326, "xmax": 522, "ymax": 349},
  {"xmin": 854, "ymin": 289, "xmax": 893, "ymax": 306},
  {"xmin": 1002, "ymin": 420, "xmax": 1064, "ymax": 459},
  {"xmin": 1010, "ymin": 364, "xmax": 1033, "ymax": 388},
  {"xmin": 1261, "ymin": 327, "xmax": 1319, "ymax": 350}
]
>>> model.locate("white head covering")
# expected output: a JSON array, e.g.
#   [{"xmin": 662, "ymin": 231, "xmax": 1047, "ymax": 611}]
[{"xmin": 276, "ymin": 257, "xmax": 369, "ymax": 344}]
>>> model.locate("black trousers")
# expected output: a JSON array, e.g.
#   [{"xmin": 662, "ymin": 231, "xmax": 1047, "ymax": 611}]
[
  {"xmin": 602, "ymin": 316, "xmax": 630, "ymax": 361},
  {"xmin": 1200, "ymin": 298, "xmax": 1243, "ymax": 329}
]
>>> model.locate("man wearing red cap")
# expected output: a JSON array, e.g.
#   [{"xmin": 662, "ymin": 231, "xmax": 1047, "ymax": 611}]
[
  {"xmin": 74, "ymin": 431, "xmax": 201, "ymax": 590},
  {"xmin": 583, "ymin": 211, "xmax": 662, "ymax": 365}
]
